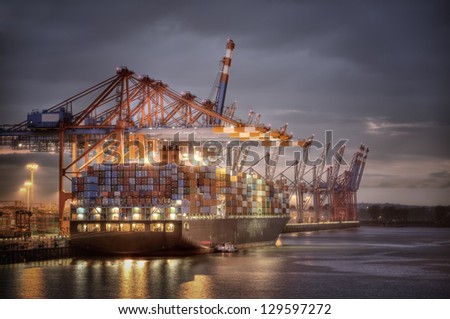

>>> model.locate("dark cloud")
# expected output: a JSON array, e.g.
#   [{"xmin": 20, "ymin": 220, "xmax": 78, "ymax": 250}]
[
  {"xmin": 0, "ymin": 0, "xmax": 449, "ymax": 204},
  {"xmin": 429, "ymin": 170, "xmax": 450, "ymax": 181}
]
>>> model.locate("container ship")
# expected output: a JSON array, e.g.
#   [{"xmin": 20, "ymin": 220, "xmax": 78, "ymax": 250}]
[
  {"xmin": 67, "ymin": 39, "xmax": 294, "ymax": 255},
  {"xmin": 70, "ymin": 163, "xmax": 291, "ymax": 255}
]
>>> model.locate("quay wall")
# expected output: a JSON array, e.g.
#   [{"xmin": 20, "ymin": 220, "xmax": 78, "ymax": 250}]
[
  {"xmin": 0, "ymin": 236, "xmax": 72, "ymax": 265},
  {"xmin": 1, "ymin": 246, "xmax": 74, "ymax": 264}
]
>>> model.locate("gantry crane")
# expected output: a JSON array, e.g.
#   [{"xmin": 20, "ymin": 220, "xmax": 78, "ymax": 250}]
[
  {"xmin": 272, "ymin": 139, "xmax": 367, "ymax": 223},
  {"xmin": 330, "ymin": 144, "xmax": 369, "ymax": 221}
]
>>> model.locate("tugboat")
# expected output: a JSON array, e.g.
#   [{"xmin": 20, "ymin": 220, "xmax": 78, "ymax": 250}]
[{"xmin": 214, "ymin": 242, "xmax": 238, "ymax": 253}]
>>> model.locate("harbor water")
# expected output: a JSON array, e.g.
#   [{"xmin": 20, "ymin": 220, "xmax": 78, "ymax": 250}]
[{"xmin": 0, "ymin": 226, "xmax": 449, "ymax": 298}]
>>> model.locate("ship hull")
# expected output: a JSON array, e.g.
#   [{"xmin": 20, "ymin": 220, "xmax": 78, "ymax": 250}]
[{"xmin": 70, "ymin": 217, "xmax": 289, "ymax": 256}]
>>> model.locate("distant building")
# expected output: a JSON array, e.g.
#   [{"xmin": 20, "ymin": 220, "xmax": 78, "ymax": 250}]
[{"xmin": 0, "ymin": 200, "xmax": 59, "ymax": 236}]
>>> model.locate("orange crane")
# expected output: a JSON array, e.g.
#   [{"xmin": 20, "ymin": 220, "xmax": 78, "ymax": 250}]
[{"xmin": 330, "ymin": 144, "xmax": 369, "ymax": 221}]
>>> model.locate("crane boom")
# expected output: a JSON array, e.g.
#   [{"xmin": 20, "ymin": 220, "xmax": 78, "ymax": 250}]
[{"xmin": 215, "ymin": 39, "xmax": 235, "ymax": 123}]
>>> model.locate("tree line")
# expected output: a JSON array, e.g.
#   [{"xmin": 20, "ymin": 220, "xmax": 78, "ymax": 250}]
[{"xmin": 362, "ymin": 205, "xmax": 450, "ymax": 226}]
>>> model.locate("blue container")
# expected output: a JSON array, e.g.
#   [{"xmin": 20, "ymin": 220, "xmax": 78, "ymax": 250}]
[
  {"xmin": 85, "ymin": 176, "xmax": 98, "ymax": 184},
  {"xmin": 84, "ymin": 184, "xmax": 98, "ymax": 191},
  {"xmin": 84, "ymin": 191, "xmax": 98, "ymax": 198}
]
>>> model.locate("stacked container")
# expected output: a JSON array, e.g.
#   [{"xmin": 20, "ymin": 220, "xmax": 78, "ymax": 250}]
[{"xmin": 71, "ymin": 163, "xmax": 290, "ymax": 217}]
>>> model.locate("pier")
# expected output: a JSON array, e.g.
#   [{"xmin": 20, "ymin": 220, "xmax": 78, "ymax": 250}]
[{"xmin": 0, "ymin": 236, "xmax": 73, "ymax": 264}]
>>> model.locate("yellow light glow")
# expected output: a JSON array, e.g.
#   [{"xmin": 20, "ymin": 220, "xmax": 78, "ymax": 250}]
[
  {"xmin": 135, "ymin": 260, "xmax": 146, "ymax": 269},
  {"xmin": 26, "ymin": 163, "xmax": 39, "ymax": 171},
  {"xmin": 123, "ymin": 259, "xmax": 133, "ymax": 270},
  {"xmin": 178, "ymin": 275, "xmax": 213, "ymax": 298},
  {"xmin": 194, "ymin": 150, "xmax": 202, "ymax": 161},
  {"xmin": 18, "ymin": 267, "xmax": 44, "ymax": 298}
]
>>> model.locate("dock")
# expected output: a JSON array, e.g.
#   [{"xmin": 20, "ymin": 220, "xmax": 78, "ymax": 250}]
[{"xmin": 0, "ymin": 236, "xmax": 73, "ymax": 264}]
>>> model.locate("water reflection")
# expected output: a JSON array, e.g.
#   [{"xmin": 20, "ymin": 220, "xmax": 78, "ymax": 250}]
[
  {"xmin": 1, "ymin": 227, "xmax": 449, "ymax": 298},
  {"xmin": 62, "ymin": 257, "xmax": 209, "ymax": 298},
  {"xmin": 18, "ymin": 267, "xmax": 44, "ymax": 298},
  {"xmin": 73, "ymin": 260, "xmax": 88, "ymax": 298},
  {"xmin": 119, "ymin": 259, "xmax": 148, "ymax": 298},
  {"xmin": 179, "ymin": 275, "xmax": 213, "ymax": 298}
]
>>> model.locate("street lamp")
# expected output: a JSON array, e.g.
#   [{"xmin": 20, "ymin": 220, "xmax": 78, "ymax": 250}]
[
  {"xmin": 24, "ymin": 181, "xmax": 32, "ymax": 211},
  {"xmin": 20, "ymin": 187, "xmax": 27, "ymax": 208},
  {"xmin": 26, "ymin": 163, "xmax": 38, "ymax": 212}
]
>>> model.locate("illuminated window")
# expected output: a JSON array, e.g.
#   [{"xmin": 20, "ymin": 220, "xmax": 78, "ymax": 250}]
[
  {"xmin": 150, "ymin": 223, "xmax": 164, "ymax": 232},
  {"xmin": 151, "ymin": 207, "xmax": 162, "ymax": 220},
  {"xmin": 110, "ymin": 207, "xmax": 120, "ymax": 221},
  {"xmin": 120, "ymin": 223, "xmax": 131, "ymax": 232},
  {"xmin": 132, "ymin": 223, "xmax": 145, "ymax": 231},
  {"xmin": 165, "ymin": 223, "xmax": 175, "ymax": 232},
  {"xmin": 77, "ymin": 224, "xmax": 87, "ymax": 232},
  {"xmin": 87, "ymin": 224, "xmax": 100, "ymax": 232},
  {"xmin": 106, "ymin": 223, "xmax": 119, "ymax": 232},
  {"xmin": 184, "ymin": 222, "xmax": 189, "ymax": 231}
]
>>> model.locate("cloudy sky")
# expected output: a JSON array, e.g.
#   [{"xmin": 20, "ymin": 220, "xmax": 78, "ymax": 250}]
[{"xmin": 0, "ymin": 0, "xmax": 449, "ymax": 205}]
